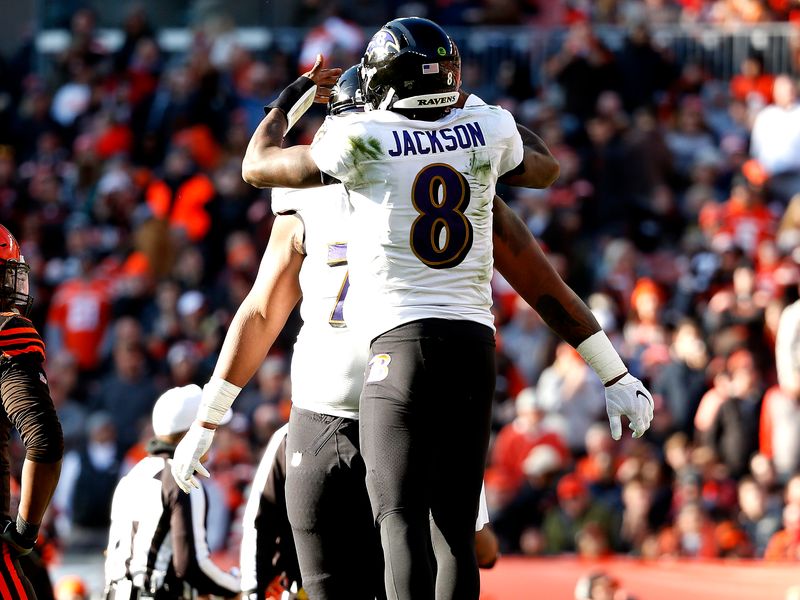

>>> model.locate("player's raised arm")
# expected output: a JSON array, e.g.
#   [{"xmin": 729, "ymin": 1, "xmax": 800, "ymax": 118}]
[
  {"xmin": 242, "ymin": 55, "xmax": 341, "ymax": 189},
  {"xmin": 499, "ymin": 124, "xmax": 560, "ymax": 189},
  {"xmin": 492, "ymin": 197, "xmax": 653, "ymax": 440},
  {"xmin": 171, "ymin": 215, "xmax": 305, "ymax": 493}
]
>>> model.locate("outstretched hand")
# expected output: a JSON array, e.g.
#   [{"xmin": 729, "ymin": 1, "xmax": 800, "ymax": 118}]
[
  {"xmin": 604, "ymin": 373, "xmax": 654, "ymax": 440},
  {"xmin": 302, "ymin": 54, "xmax": 343, "ymax": 104}
]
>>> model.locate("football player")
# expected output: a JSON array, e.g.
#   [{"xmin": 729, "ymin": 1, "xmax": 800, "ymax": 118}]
[
  {"xmin": 176, "ymin": 19, "xmax": 653, "ymax": 599},
  {"xmin": 236, "ymin": 71, "xmax": 498, "ymax": 600},
  {"xmin": 0, "ymin": 224, "xmax": 64, "ymax": 597}
]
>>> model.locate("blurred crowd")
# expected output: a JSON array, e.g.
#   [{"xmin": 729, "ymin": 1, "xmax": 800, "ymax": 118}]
[
  {"xmin": 3, "ymin": 0, "xmax": 800, "ymax": 586},
  {"xmin": 285, "ymin": 0, "xmax": 800, "ymax": 28}
]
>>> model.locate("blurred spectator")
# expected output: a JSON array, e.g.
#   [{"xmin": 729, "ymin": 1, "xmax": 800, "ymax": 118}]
[
  {"xmin": 623, "ymin": 278, "xmax": 668, "ymax": 370},
  {"xmin": 541, "ymin": 474, "xmax": 619, "ymax": 555},
  {"xmin": 485, "ymin": 387, "xmax": 569, "ymax": 510},
  {"xmin": 715, "ymin": 170, "xmax": 777, "ymax": 257},
  {"xmin": 146, "ymin": 147, "xmax": 215, "ymax": 243},
  {"xmin": 235, "ymin": 356, "xmax": 289, "ymax": 423},
  {"xmin": 499, "ymin": 295, "xmax": 557, "ymax": 386},
  {"xmin": 750, "ymin": 75, "xmax": 800, "ymax": 203},
  {"xmin": 90, "ymin": 341, "xmax": 158, "ymax": 453},
  {"xmin": 536, "ymin": 343, "xmax": 605, "ymax": 452},
  {"xmin": 492, "ymin": 443, "xmax": 563, "ymax": 554},
  {"xmin": 652, "ymin": 319, "xmax": 709, "ymax": 435},
  {"xmin": 705, "ymin": 349, "xmax": 764, "ymax": 477},
  {"xmin": 665, "ymin": 97, "xmax": 717, "ymax": 182},
  {"xmin": 656, "ymin": 502, "xmax": 719, "ymax": 558},
  {"xmin": 546, "ymin": 23, "xmax": 617, "ymax": 121},
  {"xmin": 730, "ymin": 54, "xmax": 774, "ymax": 106},
  {"xmin": 52, "ymin": 412, "xmax": 121, "ymax": 551},
  {"xmin": 616, "ymin": 24, "xmax": 673, "ymax": 113},
  {"xmin": 574, "ymin": 571, "xmax": 635, "ymax": 600},
  {"xmin": 167, "ymin": 340, "xmax": 203, "ymax": 387},
  {"xmin": 47, "ymin": 351, "xmax": 87, "ymax": 451},
  {"xmin": 297, "ymin": 14, "xmax": 365, "ymax": 72},
  {"xmin": 54, "ymin": 576, "xmax": 88, "ymax": 600},
  {"xmin": 619, "ymin": 476, "xmax": 654, "ymax": 554},
  {"xmin": 765, "ymin": 503, "xmax": 800, "ymax": 560},
  {"xmin": 737, "ymin": 476, "xmax": 782, "ymax": 556},
  {"xmin": 45, "ymin": 255, "xmax": 112, "ymax": 373}
]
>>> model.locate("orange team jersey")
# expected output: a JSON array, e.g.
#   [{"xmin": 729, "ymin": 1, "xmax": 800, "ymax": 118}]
[
  {"xmin": 719, "ymin": 202, "xmax": 776, "ymax": 254},
  {"xmin": 0, "ymin": 312, "xmax": 46, "ymax": 361},
  {"xmin": 46, "ymin": 279, "xmax": 112, "ymax": 370}
]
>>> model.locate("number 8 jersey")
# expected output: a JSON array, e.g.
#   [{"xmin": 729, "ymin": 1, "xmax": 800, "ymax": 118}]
[{"xmin": 310, "ymin": 94, "xmax": 523, "ymax": 342}]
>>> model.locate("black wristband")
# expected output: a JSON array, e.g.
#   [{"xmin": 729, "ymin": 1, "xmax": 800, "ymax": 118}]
[
  {"xmin": 264, "ymin": 76, "xmax": 316, "ymax": 118},
  {"xmin": 15, "ymin": 515, "xmax": 38, "ymax": 545}
]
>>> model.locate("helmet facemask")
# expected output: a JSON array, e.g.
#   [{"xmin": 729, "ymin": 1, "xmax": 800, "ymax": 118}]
[{"xmin": 0, "ymin": 259, "xmax": 33, "ymax": 317}]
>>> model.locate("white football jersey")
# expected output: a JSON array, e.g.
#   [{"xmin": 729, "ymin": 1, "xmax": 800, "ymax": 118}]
[
  {"xmin": 310, "ymin": 95, "xmax": 523, "ymax": 342},
  {"xmin": 272, "ymin": 186, "xmax": 366, "ymax": 419}
]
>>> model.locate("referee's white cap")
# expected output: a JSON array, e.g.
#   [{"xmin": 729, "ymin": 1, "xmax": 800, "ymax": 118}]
[{"xmin": 152, "ymin": 384, "xmax": 232, "ymax": 436}]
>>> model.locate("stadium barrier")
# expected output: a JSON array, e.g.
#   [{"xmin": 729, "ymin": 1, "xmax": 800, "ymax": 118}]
[
  {"xmin": 35, "ymin": 22, "xmax": 800, "ymax": 82},
  {"xmin": 478, "ymin": 555, "xmax": 800, "ymax": 600}
]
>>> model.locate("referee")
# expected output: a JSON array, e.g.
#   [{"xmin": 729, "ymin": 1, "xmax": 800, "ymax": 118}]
[
  {"xmin": 239, "ymin": 424, "xmax": 302, "ymax": 600},
  {"xmin": 104, "ymin": 385, "xmax": 238, "ymax": 600}
]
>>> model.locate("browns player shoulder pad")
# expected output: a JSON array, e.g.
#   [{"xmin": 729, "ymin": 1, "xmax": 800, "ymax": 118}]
[{"xmin": 0, "ymin": 312, "xmax": 45, "ymax": 361}]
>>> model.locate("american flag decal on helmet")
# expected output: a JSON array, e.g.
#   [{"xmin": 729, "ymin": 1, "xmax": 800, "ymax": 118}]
[{"xmin": 422, "ymin": 63, "xmax": 440, "ymax": 74}]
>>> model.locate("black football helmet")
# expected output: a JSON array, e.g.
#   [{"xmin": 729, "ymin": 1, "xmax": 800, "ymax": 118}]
[
  {"xmin": 328, "ymin": 65, "xmax": 365, "ymax": 116},
  {"xmin": 360, "ymin": 17, "xmax": 460, "ymax": 119}
]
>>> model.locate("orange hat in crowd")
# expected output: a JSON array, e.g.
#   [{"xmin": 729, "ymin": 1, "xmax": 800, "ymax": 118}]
[
  {"xmin": 741, "ymin": 159, "xmax": 769, "ymax": 187},
  {"xmin": 557, "ymin": 474, "xmax": 588, "ymax": 501},
  {"xmin": 630, "ymin": 277, "xmax": 664, "ymax": 308},
  {"xmin": 54, "ymin": 576, "xmax": 87, "ymax": 600}
]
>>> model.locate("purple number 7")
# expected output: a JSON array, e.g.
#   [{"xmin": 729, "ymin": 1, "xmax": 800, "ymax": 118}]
[{"xmin": 327, "ymin": 243, "xmax": 349, "ymax": 328}]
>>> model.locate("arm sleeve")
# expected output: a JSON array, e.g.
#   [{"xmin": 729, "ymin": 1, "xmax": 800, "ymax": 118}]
[
  {"xmin": 169, "ymin": 484, "xmax": 240, "ymax": 596},
  {"xmin": 0, "ymin": 357, "xmax": 63, "ymax": 463}
]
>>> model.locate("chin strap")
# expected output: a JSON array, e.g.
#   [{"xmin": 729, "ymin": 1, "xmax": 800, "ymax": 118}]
[{"xmin": 378, "ymin": 87, "xmax": 396, "ymax": 111}]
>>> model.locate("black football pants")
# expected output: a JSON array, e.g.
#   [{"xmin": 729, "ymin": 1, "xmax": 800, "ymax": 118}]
[
  {"xmin": 285, "ymin": 405, "xmax": 384, "ymax": 600},
  {"xmin": 359, "ymin": 318, "xmax": 496, "ymax": 600}
]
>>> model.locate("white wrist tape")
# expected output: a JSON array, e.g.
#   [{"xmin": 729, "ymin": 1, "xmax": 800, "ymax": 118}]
[
  {"xmin": 575, "ymin": 331, "xmax": 627, "ymax": 385},
  {"xmin": 197, "ymin": 377, "xmax": 242, "ymax": 425}
]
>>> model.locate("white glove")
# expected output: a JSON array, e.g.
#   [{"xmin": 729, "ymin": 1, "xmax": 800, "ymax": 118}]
[
  {"xmin": 604, "ymin": 373, "xmax": 654, "ymax": 440},
  {"xmin": 171, "ymin": 422, "xmax": 215, "ymax": 493}
]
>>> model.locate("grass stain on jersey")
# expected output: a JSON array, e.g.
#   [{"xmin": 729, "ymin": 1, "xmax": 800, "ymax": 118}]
[
  {"xmin": 345, "ymin": 136, "xmax": 383, "ymax": 186},
  {"xmin": 467, "ymin": 150, "xmax": 492, "ymax": 186}
]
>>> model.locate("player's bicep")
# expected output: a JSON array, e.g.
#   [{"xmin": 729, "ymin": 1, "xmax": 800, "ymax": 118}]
[
  {"xmin": 247, "ymin": 215, "xmax": 305, "ymax": 319},
  {"xmin": 243, "ymin": 145, "xmax": 324, "ymax": 189},
  {"xmin": 497, "ymin": 123, "xmax": 559, "ymax": 189}
]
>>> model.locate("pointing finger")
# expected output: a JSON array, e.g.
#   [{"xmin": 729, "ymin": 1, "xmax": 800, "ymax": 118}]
[{"xmin": 608, "ymin": 414, "xmax": 622, "ymax": 441}]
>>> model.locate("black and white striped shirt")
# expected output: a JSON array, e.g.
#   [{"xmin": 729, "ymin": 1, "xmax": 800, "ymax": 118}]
[
  {"xmin": 240, "ymin": 424, "xmax": 301, "ymax": 596},
  {"xmin": 104, "ymin": 446, "xmax": 239, "ymax": 597}
]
